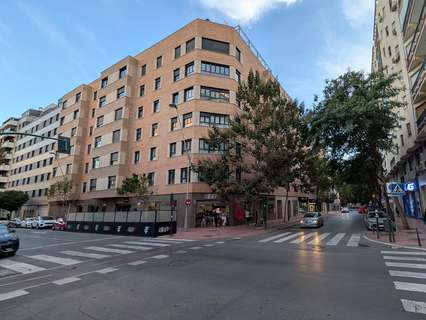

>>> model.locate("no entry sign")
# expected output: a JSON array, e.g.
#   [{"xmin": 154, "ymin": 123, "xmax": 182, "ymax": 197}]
[{"xmin": 185, "ymin": 199, "xmax": 192, "ymax": 207}]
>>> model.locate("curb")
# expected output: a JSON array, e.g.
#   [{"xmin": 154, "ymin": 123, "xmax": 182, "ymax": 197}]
[{"xmin": 363, "ymin": 233, "xmax": 426, "ymax": 251}]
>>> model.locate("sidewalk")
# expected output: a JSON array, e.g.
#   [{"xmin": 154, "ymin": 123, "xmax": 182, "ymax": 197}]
[{"xmin": 366, "ymin": 216, "xmax": 426, "ymax": 248}]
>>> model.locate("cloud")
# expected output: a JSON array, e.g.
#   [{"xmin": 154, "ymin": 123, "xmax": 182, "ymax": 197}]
[
  {"xmin": 341, "ymin": 0, "xmax": 374, "ymax": 27},
  {"xmin": 198, "ymin": 0, "xmax": 299, "ymax": 24}
]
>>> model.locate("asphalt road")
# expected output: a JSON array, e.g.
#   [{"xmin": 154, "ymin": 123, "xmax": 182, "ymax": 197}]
[{"xmin": 0, "ymin": 212, "xmax": 424, "ymax": 319}]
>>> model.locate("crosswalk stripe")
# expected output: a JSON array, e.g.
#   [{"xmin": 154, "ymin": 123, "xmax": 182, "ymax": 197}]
[
  {"xmin": 326, "ymin": 233, "xmax": 346, "ymax": 246},
  {"xmin": 95, "ymin": 267, "xmax": 118, "ymax": 274},
  {"xmin": 84, "ymin": 246, "xmax": 134, "ymax": 254},
  {"xmin": 52, "ymin": 277, "xmax": 81, "ymax": 285},
  {"xmin": 381, "ymin": 250, "xmax": 426, "ymax": 256},
  {"xmin": 307, "ymin": 233, "xmax": 330, "ymax": 245},
  {"xmin": 26, "ymin": 255, "xmax": 81, "ymax": 266},
  {"xmin": 394, "ymin": 281, "xmax": 426, "ymax": 293},
  {"xmin": 0, "ymin": 290, "xmax": 29, "ymax": 302},
  {"xmin": 109, "ymin": 244, "xmax": 152, "ymax": 251},
  {"xmin": 150, "ymin": 254, "xmax": 169, "ymax": 259},
  {"xmin": 258, "ymin": 232, "xmax": 292, "ymax": 243},
  {"xmin": 385, "ymin": 262, "xmax": 426, "ymax": 269},
  {"xmin": 157, "ymin": 238, "xmax": 194, "ymax": 242},
  {"xmin": 125, "ymin": 241, "xmax": 170, "ymax": 247},
  {"xmin": 273, "ymin": 232, "xmax": 304, "ymax": 243},
  {"xmin": 291, "ymin": 232, "xmax": 318, "ymax": 244},
  {"xmin": 60, "ymin": 251, "xmax": 110, "ymax": 259},
  {"xmin": 140, "ymin": 239, "xmax": 184, "ymax": 244},
  {"xmin": 0, "ymin": 260, "xmax": 46, "ymax": 274},
  {"xmin": 189, "ymin": 246, "xmax": 202, "ymax": 250},
  {"xmin": 128, "ymin": 260, "xmax": 147, "ymax": 266},
  {"xmin": 346, "ymin": 234, "xmax": 360, "ymax": 247},
  {"xmin": 389, "ymin": 270, "xmax": 426, "ymax": 279},
  {"xmin": 401, "ymin": 299, "xmax": 426, "ymax": 314},
  {"xmin": 384, "ymin": 256, "xmax": 426, "ymax": 262}
]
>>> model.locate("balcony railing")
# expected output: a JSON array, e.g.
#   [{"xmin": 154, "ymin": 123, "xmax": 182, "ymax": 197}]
[
  {"xmin": 407, "ymin": 1, "xmax": 426, "ymax": 68},
  {"xmin": 412, "ymin": 59, "xmax": 426, "ymax": 102},
  {"xmin": 417, "ymin": 104, "xmax": 426, "ymax": 131}
]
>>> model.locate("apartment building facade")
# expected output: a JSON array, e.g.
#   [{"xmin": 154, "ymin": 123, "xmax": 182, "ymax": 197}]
[
  {"xmin": 52, "ymin": 19, "xmax": 309, "ymax": 227},
  {"xmin": 0, "ymin": 117, "xmax": 19, "ymax": 190}
]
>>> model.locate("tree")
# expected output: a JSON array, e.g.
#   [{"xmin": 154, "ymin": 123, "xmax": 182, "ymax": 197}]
[
  {"xmin": 310, "ymin": 70, "xmax": 404, "ymax": 223},
  {"xmin": 0, "ymin": 190, "xmax": 29, "ymax": 214},
  {"xmin": 48, "ymin": 178, "xmax": 74, "ymax": 216},
  {"xmin": 117, "ymin": 174, "xmax": 151, "ymax": 208}
]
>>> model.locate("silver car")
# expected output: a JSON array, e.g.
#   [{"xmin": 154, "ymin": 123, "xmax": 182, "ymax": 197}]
[
  {"xmin": 300, "ymin": 212, "xmax": 324, "ymax": 228},
  {"xmin": 364, "ymin": 211, "xmax": 387, "ymax": 230}
]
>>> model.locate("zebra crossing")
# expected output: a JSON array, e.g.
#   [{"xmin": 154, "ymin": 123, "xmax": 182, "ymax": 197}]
[
  {"xmin": 382, "ymin": 249, "xmax": 426, "ymax": 315},
  {"xmin": 257, "ymin": 231, "xmax": 362, "ymax": 247},
  {"xmin": 0, "ymin": 237, "xmax": 194, "ymax": 277}
]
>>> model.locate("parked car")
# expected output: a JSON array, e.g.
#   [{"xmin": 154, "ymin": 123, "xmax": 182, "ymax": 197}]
[
  {"xmin": 0, "ymin": 217, "xmax": 9, "ymax": 226},
  {"xmin": 341, "ymin": 207, "xmax": 350, "ymax": 213},
  {"xmin": 32, "ymin": 216, "xmax": 55, "ymax": 229},
  {"xmin": 52, "ymin": 218, "xmax": 66, "ymax": 231},
  {"xmin": 358, "ymin": 206, "xmax": 368, "ymax": 214},
  {"xmin": 364, "ymin": 211, "xmax": 388, "ymax": 230},
  {"xmin": 21, "ymin": 218, "xmax": 34, "ymax": 228},
  {"xmin": 0, "ymin": 224, "xmax": 19, "ymax": 256},
  {"xmin": 8, "ymin": 218, "xmax": 22, "ymax": 228},
  {"xmin": 300, "ymin": 212, "xmax": 323, "ymax": 228}
]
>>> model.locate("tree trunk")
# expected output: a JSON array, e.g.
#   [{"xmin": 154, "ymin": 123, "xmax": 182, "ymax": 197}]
[
  {"xmin": 284, "ymin": 183, "xmax": 290, "ymax": 222},
  {"xmin": 255, "ymin": 193, "xmax": 261, "ymax": 226}
]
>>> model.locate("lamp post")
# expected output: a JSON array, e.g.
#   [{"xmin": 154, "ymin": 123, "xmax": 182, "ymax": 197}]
[{"xmin": 169, "ymin": 103, "xmax": 191, "ymax": 231}]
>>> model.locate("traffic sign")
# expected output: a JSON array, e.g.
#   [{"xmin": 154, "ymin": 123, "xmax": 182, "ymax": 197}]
[
  {"xmin": 185, "ymin": 199, "xmax": 192, "ymax": 207},
  {"xmin": 386, "ymin": 182, "xmax": 406, "ymax": 196}
]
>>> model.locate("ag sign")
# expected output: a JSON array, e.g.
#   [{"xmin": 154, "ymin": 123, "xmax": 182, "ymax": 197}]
[{"xmin": 386, "ymin": 183, "xmax": 406, "ymax": 196}]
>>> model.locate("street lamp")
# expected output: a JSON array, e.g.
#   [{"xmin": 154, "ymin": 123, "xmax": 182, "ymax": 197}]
[{"xmin": 169, "ymin": 103, "xmax": 191, "ymax": 231}]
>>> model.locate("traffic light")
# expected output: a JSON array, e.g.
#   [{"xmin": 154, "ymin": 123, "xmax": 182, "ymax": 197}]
[{"xmin": 58, "ymin": 136, "xmax": 71, "ymax": 154}]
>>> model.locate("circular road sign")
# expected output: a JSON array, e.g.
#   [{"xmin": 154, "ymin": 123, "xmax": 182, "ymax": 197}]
[{"xmin": 185, "ymin": 199, "xmax": 192, "ymax": 207}]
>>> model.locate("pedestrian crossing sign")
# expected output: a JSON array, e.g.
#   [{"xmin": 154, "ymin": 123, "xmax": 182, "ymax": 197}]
[{"xmin": 386, "ymin": 182, "xmax": 406, "ymax": 196}]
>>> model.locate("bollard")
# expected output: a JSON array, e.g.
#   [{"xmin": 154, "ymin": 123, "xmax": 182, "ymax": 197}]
[
  {"xmin": 388, "ymin": 218, "xmax": 392, "ymax": 243},
  {"xmin": 376, "ymin": 212, "xmax": 380, "ymax": 239},
  {"xmin": 416, "ymin": 228, "xmax": 422, "ymax": 247}
]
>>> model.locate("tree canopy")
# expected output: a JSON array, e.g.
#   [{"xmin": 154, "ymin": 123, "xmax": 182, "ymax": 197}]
[{"xmin": 0, "ymin": 190, "xmax": 29, "ymax": 213}]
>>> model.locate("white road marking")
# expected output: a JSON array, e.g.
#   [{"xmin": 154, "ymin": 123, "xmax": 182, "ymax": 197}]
[
  {"xmin": 150, "ymin": 255, "xmax": 169, "ymax": 259},
  {"xmin": 346, "ymin": 234, "xmax": 361, "ymax": 247},
  {"xmin": 326, "ymin": 233, "xmax": 346, "ymax": 246},
  {"xmin": 290, "ymin": 232, "xmax": 317, "ymax": 244},
  {"xmin": 384, "ymin": 256, "xmax": 426, "ymax": 262},
  {"xmin": 128, "ymin": 260, "xmax": 147, "ymax": 266},
  {"xmin": 20, "ymin": 236, "xmax": 125, "ymax": 251},
  {"xmin": 157, "ymin": 238, "xmax": 194, "ymax": 242},
  {"xmin": 52, "ymin": 277, "xmax": 81, "ymax": 285},
  {"xmin": 401, "ymin": 299, "xmax": 426, "ymax": 314},
  {"xmin": 307, "ymin": 233, "xmax": 330, "ymax": 245},
  {"xmin": 0, "ymin": 289, "xmax": 29, "ymax": 302},
  {"xmin": 215, "ymin": 241, "xmax": 225, "ymax": 244},
  {"xmin": 141, "ymin": 239, "xmax": 184, "ymax": 244},
  {"xmin": 95, "ymin": 267, "xmax": 118, "ymax": 274},
  {"xmin": 84, "ymin": 246, "xmax": 134, "ymax": 254},
  {"xmin": 258, "ymin": 232, "xmax": 292, "ymax": 243},
  {"xmin": 108, "ymin": 244, "xmax": 152, "ymax": 251},
  {"xmin": 124, "ymin": 241, "xmax": 170, "ymax": 247},
  {"xmin": 60, "ymin": 251, "xmax": 110, "ymax": 259},
  {"xmin": 189, "ymin": 246, "xmax": 202, "ymax": 250},
  {"xmin": 381, "ymin": 250, "xmax": 426, "ymax": 256},
  {"xmin": 389, "ymin": 270, "xmax": 426, "ymax": 279},
  {"xmin": 273, "ymin": 232, "xmax": 304, "ymax": 243},
  {"xmin": 203, "ymin": 244, "xmax": 214, "ymax": 247},
  {"xmin": 175, "ymin": 250, "xmax": 187, "ymax": 254},
  {"xmin": 385, "ymin": 262, "xmax": 426, "ymax": 269},
  {"xmin": 0, "ymin": 260, "xmax": 46, "ymax": 274},
  {"xmin": 25, "ymin": 255, "xmax": 81, "ymax": 266},
  {"xmin": 394, "ymin": 281, "xmax": 426, "ymax": 293}
]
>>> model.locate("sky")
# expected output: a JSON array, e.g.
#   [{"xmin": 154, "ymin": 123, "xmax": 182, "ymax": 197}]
[{"xmin": 0, "ymin": 0, "xmax": 374, "ymax": 122}]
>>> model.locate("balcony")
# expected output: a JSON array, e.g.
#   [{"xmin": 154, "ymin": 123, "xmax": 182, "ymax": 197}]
[
  {"xmin": 407, "ymin": 3, "xmax": 426, "ymax": 71},
  {"xmin": 0, "ymin": 165, "xmax": 10, "ymax": 172},
  {"xmin": 3, "ymin": 153, "xmax": 12, "ymax": 160},
  {"xmin": 0, "ymin": 176, "xmax": 8, "ymax": 184},
  {"xmin": 412, "ymin": 60, "xmax": 426, "ymax": 103},
  {"xmin": 1, "ymin": 141, "xmax": 14, "ymax": 149},
  {"xmin": 402, "ymin": 0, "xmax": 425, "ymax": 40}
]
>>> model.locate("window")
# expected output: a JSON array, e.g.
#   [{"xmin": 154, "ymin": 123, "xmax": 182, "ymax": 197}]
[
  {"xmin": 182, "ymin": 139, "xmax": 191, "ymax": 154},
  {"xmin": 173, "ymin": 68, "xmax": 180, "ymax": 82},
  {"xmin": 139, "ymin": 85, "xmax": 145, "ymax": 96},
  {"xmin": 200, "ymin": 86, "xmax": 230, "ymax": 102},
  {"xmin": 66, "ymin": 163, "xmax": 72, "ymax": 174},
  {"xmin": 94, "ymin": 136, "xmax": 102, "ymax": 148},
  {"xmin": 170, "ymin": 117, "xmax": 178, "ymax": 131},
  {"xmin": 153, "ymin": 100, "xmax": 160, "ymax": 113},
  {"xmin": 134, "ymin": 151, "xmax": 140, "ymax": 164},
  {"xmin": 117, "ymin": 86, "xmax": 125, "ymax": 99},
  {"xmin": 108, "ymin": 176, "xmax": 116, "ymax": 189},
  {"xmin": 385, "ymin": 26, "xmax": 389, "ymax": 36},
  {"xmin": 151, "ymin": 123, "xmax": 158, "ymax": 137},
  {"xmin": 147, "ymin": 172, "xmax": 155, "ymax": 186},
  {"xmin": 169, "ymin": 142, "xmax": 176, "ymax": 156},
  {"xmin": 92, "ymin": 157, "xmax": 100, "ymax": 169},
  {"xmin": 184, "ymin": 87, "xmax": 193, "ymax": 101},
  {"xmin": 119, "ymin": 66, "xmax": 127, "ymax": 79},
  {"xmin": 135, "ymin": 128, "xmax": 142, "ymax": 141},
  {"xmin": 60, "ymin": 116, "xmax": 65, "ymax": 125},
  {"xmin": 87, "ymin": 144, "xmax": 91, "ymax": 154},
  {"xmin": 172, "ymin": 92, "xmax": 179, "ymax": 105},
  {"xmin": 185, "ymin": 62, "xmax": 194, "ymax": 76},
  {"xmin": 201, "ymin": 38, "xmax": 230, "ymax": 54},
  {"xmin": 168, "ymin": 169, "xmax": 175, "ymax": 184},
  {"xmin": 407, "ymin": 123, "xmax": 412, "ymax": 136},
  {"xmin": 183, "ymin": 112, "xmax": 192, "ymax": 127},
  {"xmin": 138, "ymin": 106, "xmax": 144, "ymax": 118},
  {"xmin": 174, "ymin": 45, "xmax": 181, "ymax": 59},
  {"xmin": 82, "ymin": 182, "xmax": 87, "ymax": 193},
  {"xmin": 71, "ymin": 127, "xmax": 77, "ymax": 137},
  {"xmin": 75, "ymin": 92, "xmax": 81, "ymax": 103},
  {"xmin": 85, "ymin": 162, "xmax": 89, "ymax": 173},
  {"xmin": 99, "ymin": 96, "xmax": 106, "ymax": 107},
  {"xmin": 388, "ymin": 46, "xmax": 392, "ymax": 56},
  {"xmin": 154, "ymin": 77, "xmax": 161, "ymax": 90},
  {"xmin": 114, "ymin": 108, "xmax": 123, "ymax": 121},
  {"xmin": 400, "ymin": 134, "xmax": 404, "ymax": 146},
  {"xmin": 201, "ymin": 61, "xmax": 230, "ymax": 76},
  {"xmin": 96, "ymin": 115, "xmax": 104, "ymax": 127},
  {"xmin": 93, "ymin": 91, "xmax": 97, "ymax": 100},
  {"xmin": 150, "ymin": 147, "xmax": 157, "ymax": 161},
  {"xmin": 110, "ymin": 152, "xmax": 119, "ymax": 165},
  {"xmin": 236, "ymin": 47, "xmax": 241, "ymax": 61},
  {"xmin": 156, "ymin": 56, "xmax": 162, "ymax": 68},
  {"xmin": 72, "ymin": 109, "xmax": 79, "ymax": 120},
  {"xmin": 180, "ymin": 167, "xmax": 191, "ymax": 183},
  {"xmin": 62, "ymin": 100, "xmax": 67, "ymax": 109},
  {"xmin": 199, "ymin": 138, "xmax": 210, "ymax": 152},
  {"xmin": 186, "ymin": 38, "xmax": 195, "ymax": 53},
  {"xmin": 101, "ymin": 77, "xmax": 108, "ymax": 88},
  {"xmin": 141, "ymin": 64, "xmax": 146, "ymax": 76},
  {"xmin": 91, "ymin": 109, "xmax": 95, "ymax": 118},
  {"xmin": 112, "ymin": 129, "xmax": 121, "ymax": 143},
  {"xmin": 236, "ymin": 69, "xmax": 241, "ymax": 84},
  {"xmin": 89, "ymin": 126, "xmax": 93, "ymax": 136},
  {"xmin": 90, "ymin": 179, "xmax": 97, "ymax": 191}
]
